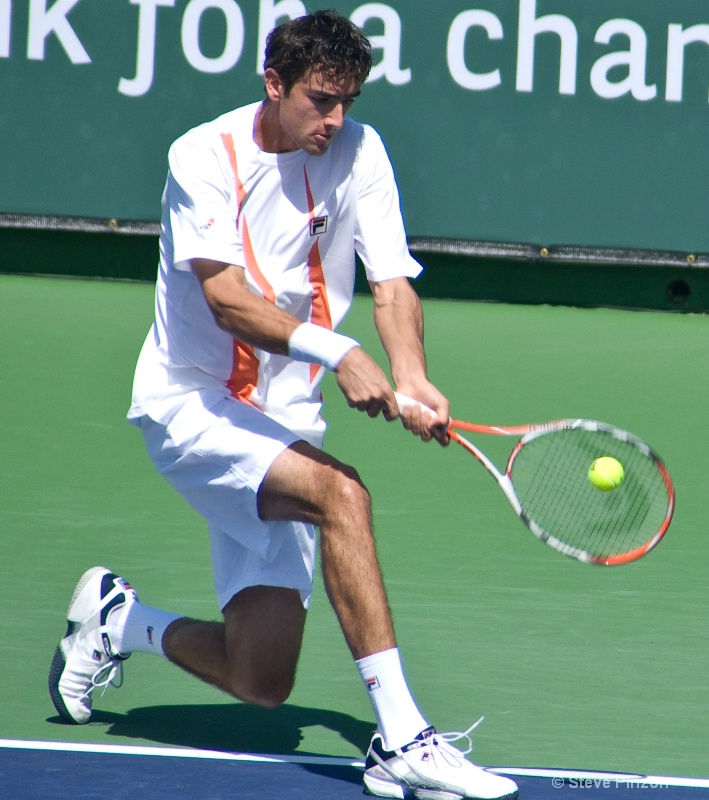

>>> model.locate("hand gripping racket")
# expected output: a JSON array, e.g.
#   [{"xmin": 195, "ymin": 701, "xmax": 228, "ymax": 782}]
[{"xmin": 396, "ymin": 394, "xmax": 675, "ymax": 566}]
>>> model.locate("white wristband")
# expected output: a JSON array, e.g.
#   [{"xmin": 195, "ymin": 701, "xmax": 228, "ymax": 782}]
[{"xmin": 288, "ymin": 322, "xmax": 359, "ymax": 371}]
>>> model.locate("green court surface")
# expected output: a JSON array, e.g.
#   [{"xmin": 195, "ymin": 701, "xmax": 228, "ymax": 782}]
[{"xmin": 1, "ymin": 274, "xmax": 707, "ymax": 779}]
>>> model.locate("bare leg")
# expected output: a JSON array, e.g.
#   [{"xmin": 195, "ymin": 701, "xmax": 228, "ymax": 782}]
[
  {"xmin": 163, "ymin": 440, "xmax": 394, "ymax": 704},
  {"xmin": 163, "ymin": 584, "xmax": 306, "ymax": 707},
  {"xmin": 258, "ymin": 441, "xmax": 396, "ymax": 659}
]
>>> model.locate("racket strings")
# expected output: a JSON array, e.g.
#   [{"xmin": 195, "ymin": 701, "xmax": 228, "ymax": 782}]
[{"xmin": 509, "ymin": 428, "xmax": 671, "ymax": 561}]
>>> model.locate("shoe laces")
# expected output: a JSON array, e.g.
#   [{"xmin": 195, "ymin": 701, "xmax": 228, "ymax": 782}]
[
  {"xmin": 374, "ymin": 718, "xmax": 486, "ymax": 792},
  {"xmin": 431, "ymin": 716, "xmax": 485, "ymax": 758},
  {"xmin": 82, "ymin": 658, "xmax": 125, "ymax": 702}
]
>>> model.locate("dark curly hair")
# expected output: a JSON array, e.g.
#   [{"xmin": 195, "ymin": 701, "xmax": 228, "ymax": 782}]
[{"xmin": 263, "ymin": 9, "xmax": 372, "ymax": 93}]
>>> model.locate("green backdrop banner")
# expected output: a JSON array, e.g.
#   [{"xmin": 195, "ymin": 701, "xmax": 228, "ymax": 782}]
[{"xmin": 2, "ymin": 1, "xmax": 709, "ymax": 251}]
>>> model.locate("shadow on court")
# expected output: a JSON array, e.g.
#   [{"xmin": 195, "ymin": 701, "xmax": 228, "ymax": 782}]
[{"xmin": 47, "ymin": 702, "xmax": 376, "ymax": 759}]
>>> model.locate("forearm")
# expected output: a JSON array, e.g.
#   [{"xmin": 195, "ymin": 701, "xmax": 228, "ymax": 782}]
[
  {"xmin": 193, "ymin": 259, "xmax": 298, "ymax": 354},
  {"xmin": 371, "ymin": 277, "xmax": 428, "ymax": 387},
  {"xmin": 371, "ymin": 276, "xmax": 449, "ymax": 439},
  {"xmin": 193, "ymin": 258, "xmax": 359, "ymax": 368}
]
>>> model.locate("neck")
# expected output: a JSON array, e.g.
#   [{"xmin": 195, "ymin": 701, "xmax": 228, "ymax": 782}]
[{"xmin": 254, "ymin": 99, "xmax": 297, "ymax": 154}]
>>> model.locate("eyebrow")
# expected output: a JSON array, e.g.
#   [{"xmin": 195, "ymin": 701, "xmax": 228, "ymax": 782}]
[{"xmin": 310, "ymin": 88, "xmax": 362, "ymax": 101}]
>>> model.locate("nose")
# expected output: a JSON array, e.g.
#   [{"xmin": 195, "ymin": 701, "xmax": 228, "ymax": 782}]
[{"xmin": 324, "ymin": 102, "xmax": 346, "ymax": 131}]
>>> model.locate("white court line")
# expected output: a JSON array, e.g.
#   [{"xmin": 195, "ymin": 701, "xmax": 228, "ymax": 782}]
[
  {"xmin": 1, "ymin": 739, "xmax": 707, "ymax": 789},
  {"xmin": 0, "ymin": 738, "xmax": 364, "ymax": 768},
  {"xmin": 488, "ymin": 766, "xmax": 709, "ymax": 789}
]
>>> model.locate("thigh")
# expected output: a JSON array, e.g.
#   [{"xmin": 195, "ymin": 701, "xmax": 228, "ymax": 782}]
[{"xmin": 258, "ymin": 440, "xmax": 365, "ymax": 525}]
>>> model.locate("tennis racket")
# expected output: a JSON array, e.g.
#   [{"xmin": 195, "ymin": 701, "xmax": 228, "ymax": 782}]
[{"xmin": 396, "ymin": 393, "xmax": 675, "ymax": 566}]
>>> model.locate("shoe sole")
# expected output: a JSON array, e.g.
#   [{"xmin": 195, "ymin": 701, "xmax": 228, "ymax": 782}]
[
  {"xmin": 363, "ymin": 774, "xmax": 406, "ymax": 799},
  {"xmin": 48, "ymin": 645, "xmax": 78, "ymax": 722},
  {"xmin": 364, "ymin": 772, "xmax": 519, "ymax": 800},
  {"xmin": 364, "ymin": 772, "xmax": 459, "ymax": 800},
  {"xmin": 48, "ymin": 567, "xmax": 113, "ymax": 724}
]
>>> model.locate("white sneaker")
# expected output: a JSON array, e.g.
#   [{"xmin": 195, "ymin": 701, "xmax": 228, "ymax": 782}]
[
  {"xmin": 48, "ymin": 567, "xmax": 137, "ymax": 724},
  {"xmin": 363, "ymin": 722, "xmax": 518, "ymax": 800}
]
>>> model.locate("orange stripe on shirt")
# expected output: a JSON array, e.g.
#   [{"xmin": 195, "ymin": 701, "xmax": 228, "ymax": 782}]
[
  {"xmin": 304, "ymin": 167, "xmax": 333, "ymax": 382},
  {"xmin": 226, "ymin": 219, "xmax": 278, "ymax": 403},
  {"xmin": 226, "ymin": 341, "xmax": 260, "ymax": 405},
  {"xmin": 220, "ymin": 132, "xmax": 247, "ymax": 222},
  {"xmin": 307, "ymin": 240, "xmax": 332, "ymax": 382},
  {"xmin": 242, "ymin": 218, "xmax": 275, "ymax": 303},
  {"xmin": 220, "ymin": 132, "xmax": 276, "ymax": 403}
]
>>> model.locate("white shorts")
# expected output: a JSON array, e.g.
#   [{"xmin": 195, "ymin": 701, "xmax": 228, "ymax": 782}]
[{"xmin": 137, "ymin": 391, "xmax": 318, "ymax": 609}]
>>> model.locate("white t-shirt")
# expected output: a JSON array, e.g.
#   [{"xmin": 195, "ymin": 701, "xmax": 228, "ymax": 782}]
[{"xmin": 129, "ymin": 101, "xmax": 422, "ymax": 441}]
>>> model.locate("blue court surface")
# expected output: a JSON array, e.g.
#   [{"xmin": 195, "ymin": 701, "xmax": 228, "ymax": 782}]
[{"xmin": 1, "ymin": 740, "xmax": 708, "ymax": 799}]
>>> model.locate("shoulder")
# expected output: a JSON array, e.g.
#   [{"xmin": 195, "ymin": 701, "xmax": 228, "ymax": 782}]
[
  {"xmin": 168, "ymin": 103, "xmax": 260, "ymax": 162},
  {"xmin": 344, "ymin": 120, "xmax": 394, "ymax": 182},
  {"xmin": 328, "ymin": 118, "xmax": 390, "ymax": 171},
  {"xmin": 336, "ymin": 117, "xmax": 385, "ymax": 150}
]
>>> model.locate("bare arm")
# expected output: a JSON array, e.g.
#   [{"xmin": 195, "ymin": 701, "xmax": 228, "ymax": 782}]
[
  {"xmin": 192, "ymin": 259, "xmax": 298, "ymax": 352},
  {"xmin": 370, "ymin": 276, "xmax": 450, "ymax": 444},
  {"xmin": 191, "ymin": 258, "xmax": 398, "ymax": 419}
]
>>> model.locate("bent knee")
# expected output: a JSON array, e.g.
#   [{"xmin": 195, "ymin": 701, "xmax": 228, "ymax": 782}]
[
  {"xmin": 250, "ymin": 687, "xmax": 292, "ymax": 708},
  {"xmin": 325, "ymin": 464, "xmax": 371, "ymax": 514},
  {"xmin": 230, "ymin": 675, "xmax": 295, "ymax": 708}
]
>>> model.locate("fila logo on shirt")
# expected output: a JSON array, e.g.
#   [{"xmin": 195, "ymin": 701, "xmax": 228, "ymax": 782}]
[{"xmin": 309, "ymin": 216, "xmax": 328, "ymax": 236}]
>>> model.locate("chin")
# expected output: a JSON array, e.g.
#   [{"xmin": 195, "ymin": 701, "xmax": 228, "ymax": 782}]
[
  {"xmin": 304, "ymin": 144, "xmax": 330, "ymax": 156},
  {"xmin": 305, "ymin": 135, "xmax": 334, "ymax": 155}
]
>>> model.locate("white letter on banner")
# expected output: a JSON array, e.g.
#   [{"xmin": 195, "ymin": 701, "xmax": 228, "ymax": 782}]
[
  {"xmin": 182, "ymin": 0, "xmax": 244, "ymax": 73},
  {"xmin": 0, "ymin": 0, "xmax": 10, "ymax": 58},
  {"xmin": 666, "ymin": 23, "xmax": 709, "ymax": 102},
  {"xmin": 27, "ymin": 0, "xmax": 91, "ymax": 63},
  {"xmin": 256, "ymin": 0, "xmax": 305, "ymax": 74},
  {"xmin": 516, "ymin": 0, "xmax": 577, "ymax": 95},
  {"xmin": 119, "ymin": 0, "xmax": 175, "ymax": 97},
  {"xmin": 447, "ymin": 10, "xmax": 502, "ymax": 90},
  {"xmin": 350, "ymin": 4, "xmax": 410, "ymax": 85},
  {"xmin": 591, "ymin": 19, "xmax": 656, "ymax": 101}
]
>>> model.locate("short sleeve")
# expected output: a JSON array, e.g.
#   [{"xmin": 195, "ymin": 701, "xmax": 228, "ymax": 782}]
[
  {"xmin": 353, "ymin": 126, "xmax": 422, "ymax": 284},
  {"xmin": 166, "ymin": 132, "xmax": 245, "ymax": 271}
]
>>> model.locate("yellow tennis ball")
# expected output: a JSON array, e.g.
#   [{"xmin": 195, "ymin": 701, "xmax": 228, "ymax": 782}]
[{"xmin": 588, "ymin": 456, "xmax": 624, "ymax": 491}]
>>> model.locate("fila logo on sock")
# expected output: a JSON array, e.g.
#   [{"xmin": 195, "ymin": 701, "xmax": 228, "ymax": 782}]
[
  {"xmin": 146, "ymin": 626, "xmax": 154, "ymax": 645},
  {"xmin": 365, "ymin": 676, "xmax": 380, "ymax": 691},
  {"xmin": 309, "ymin": 216, "xmax": 328, "ymax": 236}
]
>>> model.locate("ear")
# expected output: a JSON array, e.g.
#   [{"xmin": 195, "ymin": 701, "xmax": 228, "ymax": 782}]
[{"xmin": 264, "ymin": 68, "xmax": 286, "ymax": 102}]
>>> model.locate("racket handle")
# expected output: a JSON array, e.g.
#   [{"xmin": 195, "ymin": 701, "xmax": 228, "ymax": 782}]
[{"xmin": 394, "ymin": 392, "xmax": 437, "ymax": 419}]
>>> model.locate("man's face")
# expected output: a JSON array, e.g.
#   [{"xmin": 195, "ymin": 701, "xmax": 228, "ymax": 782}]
[{"xmin": 266, "ymin": 68, "xmax": 361, "ymax": 155}]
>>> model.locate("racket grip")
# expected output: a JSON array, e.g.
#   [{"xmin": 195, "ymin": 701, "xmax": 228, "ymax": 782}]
[{"xmin": 394, "ymin": 392, "xmax": 437, "ymax": 419}]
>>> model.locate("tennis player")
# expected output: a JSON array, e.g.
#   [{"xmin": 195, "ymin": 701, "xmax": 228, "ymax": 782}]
[{"xmin": 49, "ymin": 11, "xmax": 517, "ymax": 800}]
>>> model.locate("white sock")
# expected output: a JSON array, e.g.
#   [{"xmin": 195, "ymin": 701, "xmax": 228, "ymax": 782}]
[
  {"xmin": 356, "ymin": 647, "xmax": 429, "ymax": 750},
  {"xmin": 110, "ymin": 601, "xmax": 181, "ymax": 659}
]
